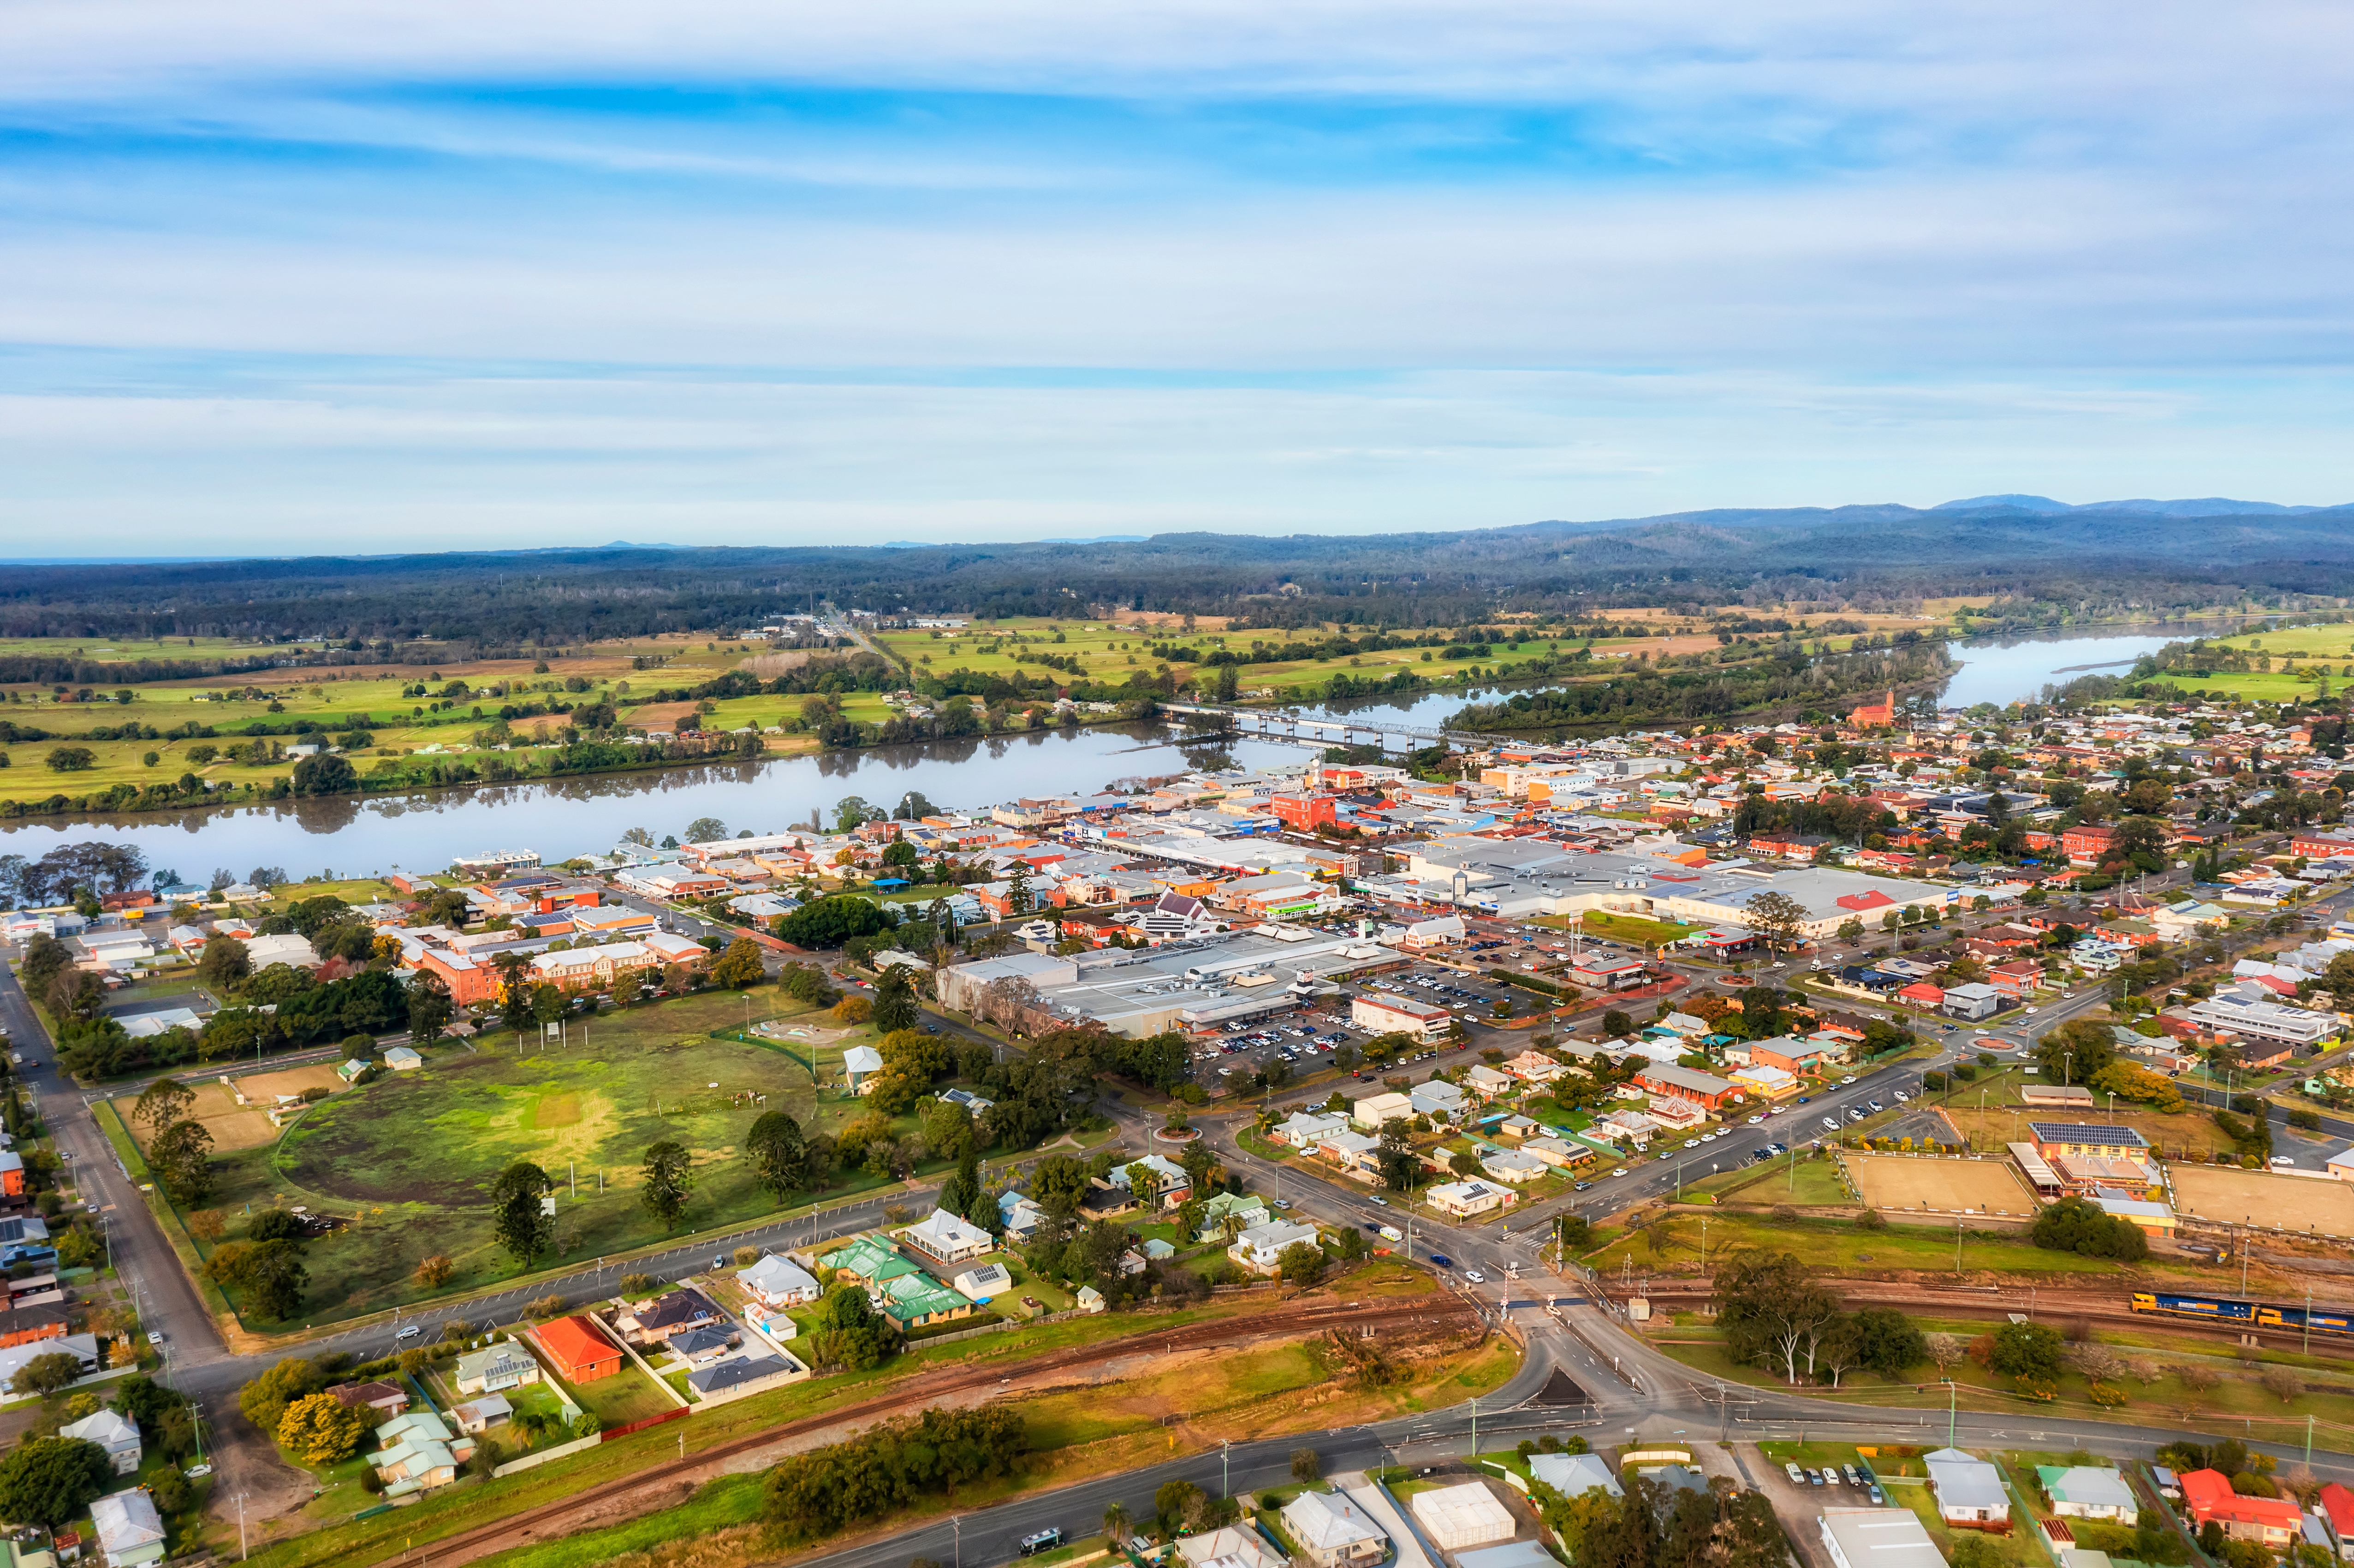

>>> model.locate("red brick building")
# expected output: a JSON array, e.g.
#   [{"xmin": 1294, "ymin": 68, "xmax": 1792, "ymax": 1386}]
[
  {"xmin": 2061, "ymin": 825, "xmax": 2117, "ymax": 866},
  {"xmin": 1269, "ymin": 793, "xmax": 1339, "ymax": 832}
]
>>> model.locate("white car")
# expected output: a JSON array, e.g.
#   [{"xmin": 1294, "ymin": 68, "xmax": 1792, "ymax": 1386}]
[
  {"xmin": 1700, "ymin": 1132, "xmax": 1720, "ymax": 1142},
  {"xmin": 1464, "ymin": 1269, "xmax": 1486, "ymax": 1283},
  {"xmin": 2271, "ymin": 1156, "xmax": 2296, "ymax": 1168},
  {"xmin": 395, "ymin": 1324, "xmax": 422, "ymax": 1340},
  {"xmin": 1683, "ymin": 1138, "xmax": 1702, "ymax": 1149},
  {"xmin": 1747, "ymin": 1115, "xmax": 1766, "ymax": 1124},
  {"xmin": 1839, "ymin": 1075, "xmax": 1857, "ymax": 1085},
  {"xmin": 145, "ymin": 1331, "xmax": 164, "ymax": 1346}
]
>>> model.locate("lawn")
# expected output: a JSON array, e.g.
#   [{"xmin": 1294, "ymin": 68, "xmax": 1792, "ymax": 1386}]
[
  {"xmin": 1587, "ymin": 1210, "xmax": 2132, "ymax": 1277},
  {"xmin": 164, "ymin": 985, "xmax": 985, "ymax": 1326}
]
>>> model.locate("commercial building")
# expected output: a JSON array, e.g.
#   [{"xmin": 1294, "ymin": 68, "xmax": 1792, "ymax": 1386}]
[
  {"xmin": 939, "ymin": 927, "xmax": 1404, "ymax": 1036},
  {"xmin": 1352, "ymin": 994, "xmax": 1452, "ymax": 1042},
  {"xmin": 2184, "ymin": 994, "xmax": 2338, "ymax": 1047},
  {"xmin": 1819, "ymin": 1509, "xmax": 1945, "ymax": 1568},
  {"xmin": 1410, "ymin": 1481, "xmax": 1516, "ymax": 1551}
]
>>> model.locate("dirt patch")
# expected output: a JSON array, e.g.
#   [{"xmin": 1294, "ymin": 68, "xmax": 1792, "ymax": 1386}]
[
  {"xmin": 533, "ymin": 1092, "xmax": 582, "ymax": 1128},
  {"xmin": 1847, "ymin": 1154, "xmax": 2037, "ymax": 1217},
  {"xmin": 2171, "ymin": 1165, "xmax": 2354, "ymax": 1237},
  {"xmin": 239, "ymin": 1063, "xmax": 346, "ymax": 1100},
  {"xmin": 739, "ymin": 652, "xmax": 813, "ymax": 677},
  {"xmin": 622, "ymin": 701, "xmax": 701, "ymax": 730},
  {"xmin": 112, "ymin": 1081, "xmax": 284, "ymax": 1154}
]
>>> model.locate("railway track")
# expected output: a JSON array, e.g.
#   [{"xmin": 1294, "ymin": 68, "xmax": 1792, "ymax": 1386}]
[
  {"xmin": 1613, "ymin": 1279, "xmax": 2344, "ymax": 1347},
  {"xmin": 314, "ymin": 1293, "xmax": 1481, "ymax": 1568}
]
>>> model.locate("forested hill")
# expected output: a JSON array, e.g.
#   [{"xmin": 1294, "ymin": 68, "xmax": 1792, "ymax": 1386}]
[{"xmin": 6, "ymin": 498, "xmax": 2352, "ymax": 645}]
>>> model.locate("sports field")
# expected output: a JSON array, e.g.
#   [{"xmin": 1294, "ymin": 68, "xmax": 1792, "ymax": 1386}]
[
  {"xmin": 152, "ymin": 987, "xmax": 988, "ymax": 1323},
  {"xmin": 1847, "ymin": 1154, "xmax": 2038, "ymax": 1217},
  {"xmin": 112, "ymin": 1063, "xmax": 357, "ymax": 1155},
  {"xmin": 2170, "ymin": 1165, "xmax": 2354, "ymax": 1237}
]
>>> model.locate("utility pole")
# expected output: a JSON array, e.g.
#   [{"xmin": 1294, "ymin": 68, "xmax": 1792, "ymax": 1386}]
[
  {"xmin": 1955, "ymin": 1217, "xmax": 1964, "ymax": 1275},
  {"xmin": 1945, "ymin": 1379, "xmax": 1958, "ymax": 1449},
  {"xmin": 1469, "ymin": 1396, "xmax": 1480, "ymax": 1456},
  {"xmin": 1222, "ymin": 1438, "xmax": 1231, "ymax": 1499}
]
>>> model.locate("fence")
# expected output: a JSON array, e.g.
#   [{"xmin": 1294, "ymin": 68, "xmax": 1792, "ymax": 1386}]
[
  {"xmin": 489, "ymin": 1431, "xmax": 601, "ymax": 1479},
  {"xmin": 603, "ymin": 1405, "xmax": 691, "ymax": 1442}
]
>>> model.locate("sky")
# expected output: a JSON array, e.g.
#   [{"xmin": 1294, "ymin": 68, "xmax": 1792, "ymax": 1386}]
[{"xmin": 3, "ymin": 0, "xmax": 2351, "ymax": 552}]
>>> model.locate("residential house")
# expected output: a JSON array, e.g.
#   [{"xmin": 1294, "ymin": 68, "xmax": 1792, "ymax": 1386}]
[
  {"xmin": 1529, "ymin": 1451, "xmax": 1623, "ymax": 1498},
  {"xmin": 666, "ymin": 1325, "xmax": 742, "ymax": 1365},
  {"xmin": 1409, "ymin": 1080, "xmax": 1467, "ymax": 1122},
  {"xmin": 454, "ymin": 1342, "xmax": 541, "ymax": 1395},
  {"xmin": 2181, "ymin": 1470, "xmax": 2304, "ymax": 1546},
  {"xmin": 898, "ymin": 1207, "xmax": 997, "ymax": 1263},
  {"xmin": 1177, "ymin": 1525, "xmax": 1288, "ymax": 1568},
  {"xmin": 1275, "ymin": 1111, "xmax": 1349, "ymax": 1149},
  {"xmin": 1349, "ymin": 1092, "xmax": 1415, "ymax": 1131},
  {"xmin": 89, "ymin": 1491, "xmax": 166, "ymax": 1568},
  {"xmin": 736, "ymin": 1254, "xmax": 822, "ymax": 1307},
  {"xmin": 1523, "ymin": 1136, "xmax": 1594, "ymax": 1170},
  {"xmin": 1194, "ymin": 1191, "xmax": 1269, "ymax": 1242},
  {"xmin": 614, "ymin": 1287, "xmax": 725, "ymax": 1347},
  {"xmin": 843, "ymin": 1045, "xmax": 885, "ymax": 1093},
  {"xmin": 1480, "ymin": 1147, "xmax": 1547, "ymax": 1184},
  {"xmin": 2040, "ymin": 1467, "xmax": 2139, "ymax": 1524},
  {"xmin": 328, "ymin": 1380, "xmax": 410, "ymax": 1420},
  {"xmin": 875, "ymin": 1271, "xmax": 976, "ymax": 1330},
  {"xmin": 1426, "ymin": 1179, "xmax": 1512, "ymax": 1218},
  {"xmin": 0, "ymin": 1334, "xmax": 97, "ymax": 1394},
  {"xmin": 1109, "ymin": 1154, "xmax": 1192, "ymax": 1210},
  {"xmin": 1819, "ymin": 1510, "xmax": 1944, "ymax": 1568},
  {"xmin": 999, "ymin": 1191, "xmax": 1048, "ymax": 1242},
  {"xmin": 1503, "ymin": 1049, "xmax": 1567, "ymax": 1085},
  {"xmin": 1925, "ymin": 1448, "xmax": 2011, "ymax": 1532},
  {"xmin": 1228, "ymin": 1219, "xmax": 1322, "ymax": 1275},
  {"xmin": 1463, "ymin": 1064, "xmax": 1515, "ymax": 1100},
  {"xmin": 1280, "ymin": 1491, "xmax": 1388, "ymax": 1568},
  {"xmin": 686, "ymin": 1352, "xmax": 807, "ymax": 1398},
  {"xmin": 1633, "ymin": 1064, "xmax": 1739, "ymax": 1111},
  {"xmin": 537, "ymin": 1315, "xmax": 623, "ymax": 1384},
  {"xmin": 1943, "ymin": 982, "xmax": 2002, "ymax": 1021},
  {"xmin": 59, "ymin": 1410, "xmax": 140, "ymax": 1476},
  {"xmin": 372, "ymin": 1409, "xmax": 475, "ymax": 1494}
]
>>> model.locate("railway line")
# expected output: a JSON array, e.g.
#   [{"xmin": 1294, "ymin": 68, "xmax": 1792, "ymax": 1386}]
[
  {"xmin": 309, "ymin": 1292, "xmax": 1484, "ymax": 1568},
  {"xmin": 1607, "ymin": 1278, "xmax": 2354, "ymax": 1349}
]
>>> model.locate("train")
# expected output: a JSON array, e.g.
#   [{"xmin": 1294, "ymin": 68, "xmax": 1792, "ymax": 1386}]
[{"xmin": 2130, "ymin": 1292, "xmax": 2354, "ymax": 1335}]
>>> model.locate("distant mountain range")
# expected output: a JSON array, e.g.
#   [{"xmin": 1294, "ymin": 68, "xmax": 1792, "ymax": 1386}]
[{"xmin": 1930, "ymin": 494, "xmax": 2335, "ymax": 517}]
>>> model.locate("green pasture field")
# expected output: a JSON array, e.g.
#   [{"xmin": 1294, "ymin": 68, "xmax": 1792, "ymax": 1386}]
[{"xmin": 169, "ymin": 986, "xmax": 984, "ymax": 1325}]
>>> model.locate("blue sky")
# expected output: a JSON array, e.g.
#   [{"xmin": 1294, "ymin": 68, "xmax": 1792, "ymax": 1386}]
[{"xmin": 2, "ymin": 0, "xmax": 2350, "ymax": 551}]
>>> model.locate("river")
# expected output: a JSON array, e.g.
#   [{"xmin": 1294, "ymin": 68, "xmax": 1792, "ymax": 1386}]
[{"xmin": 0, "ymin": 622, "xmax": 2233, "ymax": 879}]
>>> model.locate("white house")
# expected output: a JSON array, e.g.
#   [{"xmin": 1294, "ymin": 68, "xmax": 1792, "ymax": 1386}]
[
  {"xmin": 1349, "ymin": 1092, "xmax": 1414, "ymax": 1131},
  {"xmin": 0, "ymin": 1333, "xmax": 97, "ymax": 1394},
  {"xmin": 90, "ymin": 1490, "xmax": 166, "ymax": 1568},
  {"xmin": 1229, "ymin": 1219, "xmax": 1322, "ymax": 1274},
  {"xmin": 2043, "ymin": 1467, "xmax": 2138, "ymax": 1525},
  {"xmin": 843, "ymin": 1045, "xmax": 885, "ymax": 1093},
  {"xmin": 1281, "ymin": 1491, "xmax": 1388, "ymax": 1568},
  {"xmin": 898, "ymin": 1207, "xmax": 995, "ymax": 1264},
  {"xmin": 736, "ymin": 1253, "xmax": 823, "ymax": 1307},
  {"xmin": 1276, "ymin": 1111, "xmax": 1349, "ymax": 1148},
  {"xmin": 1926, "ymin": 1448, "xmax": 2011, "ymax": 1529},
  {"xmin": 1427, "ymin": 1179, "xmax": 1511, "ymax": 1218},
  {"xmin": 454, "ymin": 1343, "xmax": 541, "ymax": 1396},
  {"xmin": 60, "ymin": 1409, "xmax": 141, "ymax": 1476},
  {"xmin": 951, "ymin": 1263, "xmax": 1013, "ymax": 1300}
]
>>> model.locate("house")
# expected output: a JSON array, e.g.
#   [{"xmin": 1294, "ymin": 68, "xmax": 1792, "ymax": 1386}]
[
  {"xmin": 951, "ymin": 1263, "xmax": 1012, "ymax": 1300},
  {"xmin": 614, "ymin": 1287, "xmax": 725, "ymax": 1346},
  {"xmin": 1523, "ymin": 1136, "xmax": 1594, "ymax": 1170},
  {"xmin": 329, "ymin": 1380, "xmax": 410, "ymax": 1419},
  {"xmin": 1280, "ymin": 1491, "xmax": 1388, "ymax": 1568},
  {"xmin": 1926, "ymin": 1447, "xmax": 2011, "ymax": 1531},
  {"xmin": 1316, "ymin": 1130, "xmax": 1383, "ymax": 1173},
  {"xmin": 1410, "ymin": 1080, "xmax": 1467, "ymax": 1122},
  {"xmin": 0, "ymin": 1334, "xmax": 96, "ymax": 1393},
  {"xmin": 454, "ymin": 1342, "xmax": 541, "ymax": 1395},
  {"xmin": 1729, "ymin": 1064, "xmax": 1801, "ymax": 1100},
  {"xmin": 1943, "ymin": 982, "xmax": 2002, "ymax": 1021},
  {"xmin": 1229, "ymin": 1219, "xmax": 1322, "ymax": 1275},
  {"xmin": 1464, "ymin": 1064, "xmax": 1515, "ymax": 1099},
  {"xmin": 898, "ymin": 1207, "xmax": 997, "ymax": 1264},
  {"xmin": 1480, "ymin": 1148, "xmax": 1548, "ymax": 1184},
  {"xmin": 1349, "ymin": 1092, "xmax": 1415, "ymax": 1131},
  {"xmin": 2040, "ymin": 1467, "xmax": 2138, "ymax": 1524},
  {"xmin": 537, "ymin": 1315, "xmax": 623, "ymax": 1383},
  {"xmin": 1195, "ymin": 1191, "xmax": 1269, "ymax": 1241},
  {"xmin": 842, "ymin": 1045, "xmax": 885, "ymax": 1093},
  {"xmin": 451, "ymin": 1393, "xmax": 514, "ymax": 1435},
  {"xmin": 1275, "ymin": 1111, "xmax": 1350, "ymax": 1148},
  {"xmin": 89, "ymin": 1491, "xmax": 166, "ymax": 1568},
  {"xmin": 736, "ymin": 1254, "xmax": 822, "ymax": 1307},
  {"xmin": 1110, "ymin": 1153, "xmax": 1192, "ymax": 1209},
  {"xmin": 2316, "ymin": 1483, "xmax": 2354, "ymax": 1550},
  {"xmin": 372, "ymin": 1409, "xmax": 475, "ymax": 1494},
  {"xmin": 875, "ymin": 1270, "xmax": 976, "ymax": 1329},
  {"xmin": 1412, "ymin": 1480, "xmax": 1516, "ymax": 1551},
  {"xmin": 59, "ymin": 1409, "xmax": 141, "ymax": 1476},
  {"xmin": 999, "ymin": 1191, "xmax": 1047, "ymax": 1241},
  {"xmin": 1504, "ymin": 1049, "xmax": 1567, "ymax": 1084},
  {"xmin": 1177, "ymin": 1525, "xmax": 1288, "ymax": 1568},
  {"xmin": 686, "ymin": 1352, "xmax": 806, "ymax": 1398},
  {"xmin": 1530, "ymin": 1451, "xmax": 1622, "ymax": 1498},
  {"xmin": 2181, "ymin": 1469, "xmax": 2304, "ymax": 1546},
  {"xmin": 1633, "ymin": 1064, "xmax": 1739, "ymax": 1111},
  {"xmin": 1427, "ymin": 1179, "xmax": 1512, "ymax": 1218},
  {"xmin": 1819, "ymin": 1509, "xmax": 1944, "ymax": 1568},
  {"xmin": 381, "ymin": 1045, "xmax": 423, "ymax": 1071},
  {"xmin": 666, "ymin": 1324, "xmax": 742, "ymax": 1365}
]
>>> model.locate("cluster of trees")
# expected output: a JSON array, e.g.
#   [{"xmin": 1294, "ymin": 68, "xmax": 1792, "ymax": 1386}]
[
  {"xmin": 1449, "ymin": 639, "xmax": 1953, "ymax": 732},
  {"xmin": 1531, "ymin": 1470, "xmax": 1787, "ymax": 1568},
  {"xmin": 1714, "ymin": 1251, "xmax": 1926, "ymax": 1387},
  {"xmin": 762, "ymin": 1405, "xmax": 1027, "ymax": 1542},
  {"xmin": 2029, "ymin": 1196, "xmax": 2150, "ymax": 1261},
  {"xmin": 201, "ymin": 1203, "xmax": 313, "ymax": 1320},
  {"xmin": 0, "ymin": 841, "xmax": 150, "ymax": 908},
  {"xmin": 49, "ymin": 944, "xmax": 412, "ymax": 1079},
  {"xmin": 773, "ymin": 895, "xmax": 900, "ymax": 949}
]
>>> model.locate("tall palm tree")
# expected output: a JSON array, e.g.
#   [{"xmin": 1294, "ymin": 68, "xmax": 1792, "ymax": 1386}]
[{"xmin": 1102, "ymin": 1502, "xmax": 1131, "ymax": 1544}]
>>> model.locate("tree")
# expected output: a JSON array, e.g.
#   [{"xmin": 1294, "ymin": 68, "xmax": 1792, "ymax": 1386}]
[
  {"xmin": 1103, "ymin": 1502, "xmax": 1133, "ymax": 1544},
  {"xmin": 684, "ymin": 816, "xmax": 727, "ymax": 844},
  {"xmin": 871, "ymin": 963, "xmax": 921, "ymax": 1034},
  {"xmin": 744, "ymin": 1111, "xmax": 808, "ymax": 1204},
  {"xmin": 2030, "ymin": 1196, "xmax": 2148, "ymax": 1261},
  {"xmin": 710, "ymin": 937, "xmax": 766, "ymax": 990},
  {"xmin": 0, "ymin": 1437, "xmax": 111, "ymax": 1528},
  {"xmin": 236, "ymin": 1357, "xmax": 325, "ymax": 1436},
  {"xmin": 1292, "ymin": 1448, "xmax": 1323, "ymax": 1483},
  {"xmin": 1837, "ymin": 918, "xmax": 1865, "ymax": 943},
  {"xmin": 641, "ymin": 1140, "xmax": 695, "ymax": 1229},
  {"xmin": 406, "ymin": 970, "xmax": 453, "ymax": 1041},
  {"xmin": 277, "ymin": 1392, "xmax": 370, "ymax": 1464},
  {"xmin": 291, "ymin": 754, "xmax": 358, "ymax": 796},
  {"xmin": 1988, "ymin": 1319, "xmax": 2065, "ymax": 1384},
  {"xmin": 1277, "ymin": 1241, "xmax": 1326, "ymax": 1286},
  {"xmin": 14, "ymin": 1353, "xmax": 83, "ymax": 1396},
  {"xmin": 132, "ymin": 1077, "xmax": 194, "ymax": 1138},
  {"xmin": 197, "ymin": 932, "xmax": 252, "ymax": 988},
  {"xmin": 149, "ymin": 1118, "xmax": 215, "ymax": 1206},
  {"xmin": 1742, "ymin": 890, "xmax": 1810, "ymax": 951},
  {"xmin": 774, "ymin": 896, "xmax": 898, "ymax": 948},
  {"xmin": 492, "ymin": 1161, "xmax": 556, "ymax": 1269},
  {"xmin": 807, "ymin": 1283, "xmax": 893, "ymax": 1371},
  {"xmin": 1602, "ymin": 1010, "xmax": 1634, "ymax": 1039},
  {"xmin": 1714, "ymin": 1250, "xmax": 1842, "ymax": 1384},
  {"xmin": 415, "ymin": 1254, "xmax": 455, "ymax": 1288},
  {"xmin": 207, "ymin": 1238, "xmax": 307, "ymax": 1319}
]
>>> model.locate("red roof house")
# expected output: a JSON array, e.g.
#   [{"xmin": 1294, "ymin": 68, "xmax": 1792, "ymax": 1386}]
[
  {"xmin": 538, "ymin": 1315, "xmax": 623, "ymax": 1384},
  {"xmin": 2180, "ymin": 1470, "xmax": 2302, "ymax": 1546}
]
